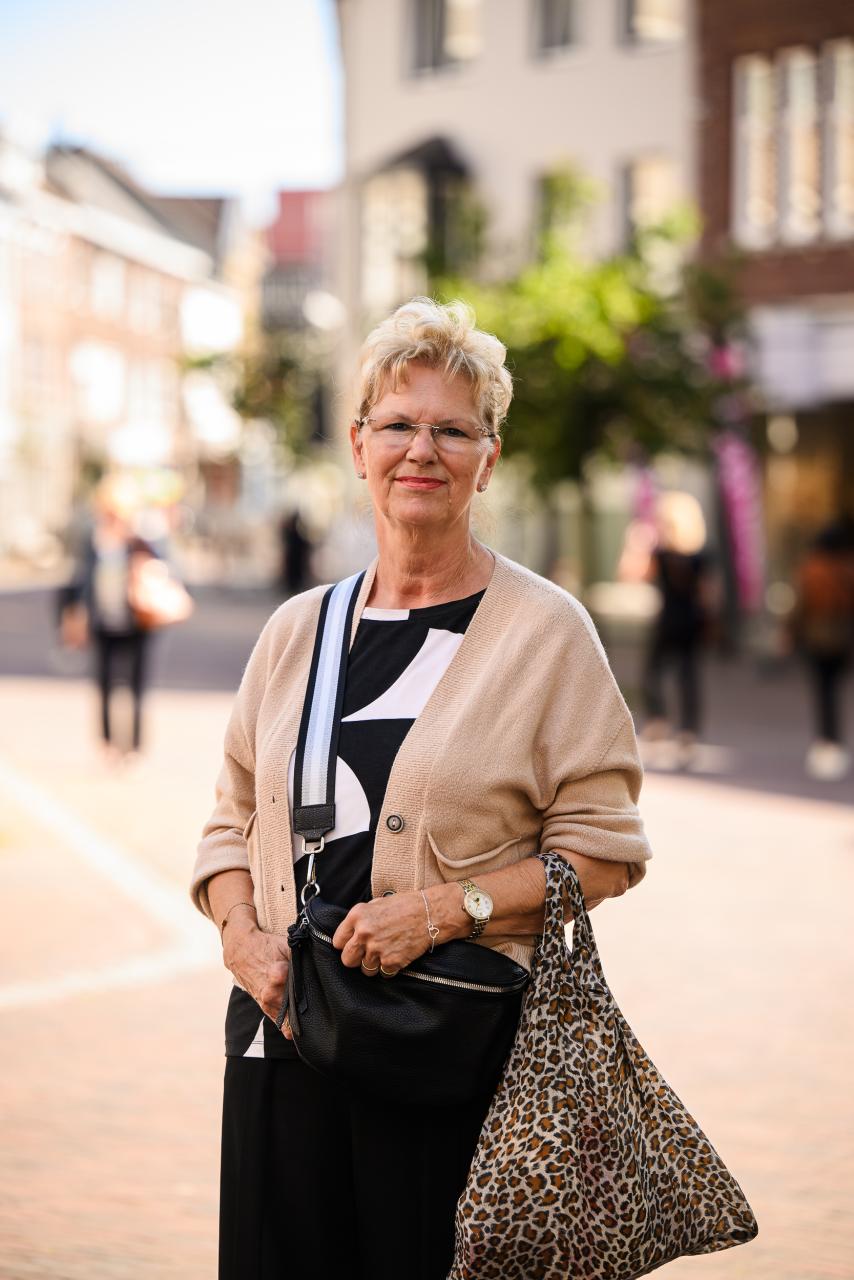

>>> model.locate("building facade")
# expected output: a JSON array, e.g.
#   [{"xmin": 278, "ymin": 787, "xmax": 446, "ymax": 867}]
[
  {"xmin": 697, "ymin": 0, "xmax": 854, "ymax": 584},
  {"xmin": 0, "ymin": 136, "xmax": 245, "ymax": 562},
  {"xmin": 335, "ymin": 0, "xmax": 694, "ymax": 402},
  {"xmin": 328, "ymin": 0, "xmax": 704, "ymax": 583}
]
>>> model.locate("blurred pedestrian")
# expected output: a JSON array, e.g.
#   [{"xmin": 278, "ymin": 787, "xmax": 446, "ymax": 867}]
[
  {"xmin": 278, "ymin": 508, "xmax": 313, "ymax": 597},
  {"xmin": 58, "ymin": 474, "xmax": 189, "ymax": 763},
  {"xmin": 191, "ymin": 297, "xmax": 651, "ymax": 1280},
  {"xmin": 620, "ymin": 491, "xmax": 719, "ymax": 766},
  {"xmin": 787, "ymin": 520, "xmax": 854, "ymax": 781}
]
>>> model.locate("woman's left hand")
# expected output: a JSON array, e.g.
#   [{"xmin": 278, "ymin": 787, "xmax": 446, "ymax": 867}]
[{"xmin": 333, "ymin": 893, "xmax": 432, "ymax": 977}]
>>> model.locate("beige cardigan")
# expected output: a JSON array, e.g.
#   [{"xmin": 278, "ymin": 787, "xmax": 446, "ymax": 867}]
[{"xmin": 191, "ymin": 550, "xmax": 653, "ymax": 969}]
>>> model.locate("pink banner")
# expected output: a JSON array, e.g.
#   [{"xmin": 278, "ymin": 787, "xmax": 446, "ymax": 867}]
[{"xmin": 714, "ymin": 431, "xmax": 765, "ymax": 612}]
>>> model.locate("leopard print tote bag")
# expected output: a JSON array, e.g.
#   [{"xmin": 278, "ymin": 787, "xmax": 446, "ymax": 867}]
[{"xmin": 449, "ymin": 852, "xmax": 759, "ymax": 1280}]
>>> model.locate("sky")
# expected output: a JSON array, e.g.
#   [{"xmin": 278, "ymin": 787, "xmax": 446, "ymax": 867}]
[{"xmin": 0, "ymin": 0, "xmax": 343, "ymax": 212}]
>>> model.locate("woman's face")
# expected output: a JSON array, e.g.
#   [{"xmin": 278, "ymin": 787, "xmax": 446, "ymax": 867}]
[{"xmin": 350, "ymin": 362, "xmax": 501, "ymax": 536}]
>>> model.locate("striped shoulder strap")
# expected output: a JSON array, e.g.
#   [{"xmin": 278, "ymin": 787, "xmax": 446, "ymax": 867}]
[{"xmin": 292, "ymin": 571, "xmax": 366, "ymax": 873}]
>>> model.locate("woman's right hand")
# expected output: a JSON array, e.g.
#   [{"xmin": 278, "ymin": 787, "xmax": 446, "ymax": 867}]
[{"xmin": 222, "ymin": 914, "xmax": 292, "ymax": 1032}]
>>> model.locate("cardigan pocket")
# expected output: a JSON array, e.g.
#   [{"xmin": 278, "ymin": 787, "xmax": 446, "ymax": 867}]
[{"xmin": 426, "ymin": 831, "xmax": 522, "ymax": 871}]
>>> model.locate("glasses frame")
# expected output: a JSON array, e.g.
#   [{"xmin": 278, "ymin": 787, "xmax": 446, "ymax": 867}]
[{"xmin": 355, "ymin": 415, "xmax": 497, "ymax": 450}]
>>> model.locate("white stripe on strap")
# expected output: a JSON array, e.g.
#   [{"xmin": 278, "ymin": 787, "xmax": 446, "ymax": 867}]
[{"xmin": 301, "ymin": 572, "xmax": 362, "ymax": 807}]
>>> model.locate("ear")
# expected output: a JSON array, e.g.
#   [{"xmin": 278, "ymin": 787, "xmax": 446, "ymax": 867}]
[
  {"xmin": 349, "ymin": 419, "xmax": 365, "ymax": 473},
  {"xmin": 480, "ymin": 435, "xmax": 502, "ymax": 487}
]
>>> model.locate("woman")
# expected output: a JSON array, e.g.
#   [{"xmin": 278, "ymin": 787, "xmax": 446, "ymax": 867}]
[
  {"xmin": 59, "ymin": 474, "xmax": 158, "ymax": 762},
  {"xmin": 621, "ymin": 491, "xmax": 718, "ymax": 765},
  {"xmin": 191, "ymin": 298, "xmax": 653, "ymax": 1280},
  {"xmin": 788, "ymin": 519, "xmax": 854, "ymax": 780}
]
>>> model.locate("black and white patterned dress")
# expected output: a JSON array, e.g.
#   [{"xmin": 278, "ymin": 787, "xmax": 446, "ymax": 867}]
[{"xmin": 224, "ymin": 588, "xmax": 486, "ymax": 1059}]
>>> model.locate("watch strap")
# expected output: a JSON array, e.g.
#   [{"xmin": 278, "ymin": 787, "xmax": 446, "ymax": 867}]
[{"xmin": 460, "ymin": 878, "xmax": 487, "ymax": 940}]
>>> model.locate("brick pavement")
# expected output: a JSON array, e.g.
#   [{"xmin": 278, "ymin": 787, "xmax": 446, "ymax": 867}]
[{"xmin": 0, "ymin": 674, "xmax": 852, "ymax": 1278}]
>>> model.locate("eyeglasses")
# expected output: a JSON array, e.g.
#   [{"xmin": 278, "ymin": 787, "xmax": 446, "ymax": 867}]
[{"xmin": 356, "ymin": 415, "xmax": 496, "ymax": 454}]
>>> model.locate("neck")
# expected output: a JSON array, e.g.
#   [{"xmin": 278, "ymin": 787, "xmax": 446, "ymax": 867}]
[{"xmin": 368, "ymin": 526, "xmax": 494, "ymax": 609}]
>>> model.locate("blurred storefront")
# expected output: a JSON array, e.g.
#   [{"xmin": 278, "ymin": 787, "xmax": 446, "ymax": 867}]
[{"xmin": 697, "ymin": 0, "xmax": 854, "ymax": 596}]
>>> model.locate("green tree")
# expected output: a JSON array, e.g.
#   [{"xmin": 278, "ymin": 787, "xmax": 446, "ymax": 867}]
[
  {"xmin": 432, "ymin": 167, "xmax": 751, "ymax": 580},
  {"xmin": 187, "ymin": 329, "xmax": 327, "ymax": 462}
]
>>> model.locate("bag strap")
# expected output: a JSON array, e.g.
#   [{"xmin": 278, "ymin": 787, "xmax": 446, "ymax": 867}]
[
  {"xmin": 292, "ymin": 570, "xmax": 366, "ymax": 898},
  {"xmin": 536, "ymin": 851, "xmax": 608, "ymax": 987}
]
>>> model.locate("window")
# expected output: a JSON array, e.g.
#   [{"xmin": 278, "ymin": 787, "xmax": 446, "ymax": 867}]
[
  {"xmin": 535, "ymin": 0, "xmax": 575, "ymax": 55},
  {"xmin": 534, "ymin": 168, "xmax": 586, "ymax": 257},
  {"xmin": 733, "ymin": 41, "xmax": 854, "ymax": 248},
  {"xmin": 90, "ymin": 253, "xmax": 126, "ymax": 320},
  {"xmin": 621, "ymin": 154, "xmax": 679, "ymax": 241},
  {"xmin": 129, "ymin": 270, "xmax": 163, "ymax": 333},
  {"xmin": 778, "ymin": 48, "xmax": 821, "ymax": 244},
  {"xmin": 732, "ymin": 55, "xmax": 778, "ymax": 248},
  {"xmin": 823, "ymin": 40, "xmax": 854, "ymax": 239},
  {"xmin": 22, "ymin": 339, "xmax": 50, "ymax": 407},
  {"xmin": 361, "ymin": 169, "xmax": 429, "ymax": 314},
  {"xmin": 128, "ymin": 358, "xmax": 177, "ymax": 426},
  {"xmin": 623, "ymin": 0, "xmax": 684, "ymax": 45},
  {"xmin": 69, "ymin": 342, "xmax": 126, "ymax": 424},
  {"xmin": 412, "ymin": 0, "xmax": 481, "ymax": 72}
]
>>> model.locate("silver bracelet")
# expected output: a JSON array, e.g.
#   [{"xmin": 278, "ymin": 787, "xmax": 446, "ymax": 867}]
[{"xmin": 420, "ymin": 889, "xmax": 440, "ymax": 953}]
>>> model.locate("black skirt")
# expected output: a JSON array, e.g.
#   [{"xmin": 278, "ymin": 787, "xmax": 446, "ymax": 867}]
[{"xmin": 219, "ymin": 1055, "xmax": 494, "ymax": 1280}]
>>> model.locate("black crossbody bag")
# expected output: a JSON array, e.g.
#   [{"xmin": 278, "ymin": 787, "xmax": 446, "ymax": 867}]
[{"xmin": 275, "ymin": 571, "xmax": 529, "ymax": 1106}]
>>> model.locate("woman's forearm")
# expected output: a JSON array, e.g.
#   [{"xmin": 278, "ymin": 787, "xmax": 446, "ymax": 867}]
[
  {"xmin": 207, "ymin": 868, "xmax": 292, "ymax": 1027},
  {"xmin": 424, "ymin": 852, "xmax": 630, "ymax": 943},
  {"xmin": 206, "ymin": 868, "xmax": 258, "ymax": 937}
]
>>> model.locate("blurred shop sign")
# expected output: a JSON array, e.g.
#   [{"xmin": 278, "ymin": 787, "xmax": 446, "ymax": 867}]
[{"xmin": 752, "ymin": 304, "xmax": 854, "ymax": 408}]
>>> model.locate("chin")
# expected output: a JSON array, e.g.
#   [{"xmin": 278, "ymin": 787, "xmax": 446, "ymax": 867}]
[{"xmin": 390, "ymin": 498, "xmax": 450, "ymax": 526}]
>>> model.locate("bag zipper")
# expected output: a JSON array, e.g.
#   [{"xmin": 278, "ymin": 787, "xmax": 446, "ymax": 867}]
[{"xmin": 305, "ymin": 920, "xmax": 512, "ymax": 995}]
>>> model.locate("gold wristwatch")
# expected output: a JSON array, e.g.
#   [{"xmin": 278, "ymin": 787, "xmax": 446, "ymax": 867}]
[{"xmin": 459, "ymin": 879, "xmax": 494, "ymax": 940}]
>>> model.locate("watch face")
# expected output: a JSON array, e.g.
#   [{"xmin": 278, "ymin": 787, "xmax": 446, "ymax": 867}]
[{"xmin": 464, "ymin": 888, "xmax": 493, "ymax": 921}]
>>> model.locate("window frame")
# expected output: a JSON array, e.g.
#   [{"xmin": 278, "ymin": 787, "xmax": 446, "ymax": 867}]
[
  {"xmin": 619, "ymin": 151, "xmax": 679, "ymax": 247},
  {"xmin": 777, "ymin": 46, "xmax": 822, "ymax": 247},
  {"xmin": 621, "ymin": 0, "xmax": 685, "ymax": 49},
  {"xmin": 731, "ymin": 53, "xmax": 779, "ymax": 250},
  {"xmin": 408, "ymin": 0, "xmax": 481, "ymax": 76},
  {"xmin": 532, "ymin": 0, "xmax": 577, "ymax": 59},
  {"xmin": 822, "ymin": 38, "xmax": 854, "ymax": 241}
]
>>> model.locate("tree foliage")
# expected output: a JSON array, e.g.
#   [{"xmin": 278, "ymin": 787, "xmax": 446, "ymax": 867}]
[
  {"xmin": 433, "ymin": 168, "xmax": 750, "ymax": 491},
  {"xmin": 187, "ymin": 331, "xmax": 326, "ymax": 460}
]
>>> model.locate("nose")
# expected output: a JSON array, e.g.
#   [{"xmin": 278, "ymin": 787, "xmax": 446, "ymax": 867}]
[{"xmin": 406, "ymin": 426, "xmax": 439, "ymax": 465}]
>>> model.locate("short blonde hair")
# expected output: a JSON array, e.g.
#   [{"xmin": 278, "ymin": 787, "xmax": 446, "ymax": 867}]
[
  {"xmin": 354, "ymin": 297, "xmax": 513, "ymax": 434},
  {"xmin": 656, "ymin": 491, "xmax": 707, "ymax": 555}
]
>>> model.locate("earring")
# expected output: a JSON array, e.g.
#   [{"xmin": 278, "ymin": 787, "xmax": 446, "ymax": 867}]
[{"xmin": 358, "ymin": 471, "xmax": 365, "ymax": 479}]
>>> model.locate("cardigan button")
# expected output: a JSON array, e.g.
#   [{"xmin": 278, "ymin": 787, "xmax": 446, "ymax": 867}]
[{"xmin": 386, "ymin": 813, "xmax": 404, "ymax": 833}]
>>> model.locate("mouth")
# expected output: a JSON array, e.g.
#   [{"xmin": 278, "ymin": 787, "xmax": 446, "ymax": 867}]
[{"xmin": 395, "ymin": 476, "xmax": 446, "ymax": 490}]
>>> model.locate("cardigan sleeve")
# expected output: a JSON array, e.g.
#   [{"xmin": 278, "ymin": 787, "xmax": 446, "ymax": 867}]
[
  {"xmin": 539, "ymin": 711, "xmax": 652, "ymax": 889},
  {"xmin": 189, "ymin": 613, "xmax": 278, "ymax": 920},
  {"xmin": 537, "ymin": 601, "xmax": 653, "ymax": 891}
]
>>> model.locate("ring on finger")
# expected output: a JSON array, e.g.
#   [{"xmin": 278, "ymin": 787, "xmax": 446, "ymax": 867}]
[
  {"xmin": 361, "ymin": 960, "xmax": 381, "ymax": 975},
  {"xmin": 380, "ymin": 965, "xmax": 400, "ymax": 979}
]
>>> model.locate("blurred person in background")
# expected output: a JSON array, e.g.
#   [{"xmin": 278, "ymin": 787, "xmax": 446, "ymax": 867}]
[
  {"xmin": 58, "ymin": 474, "xmax": 160, "ymax": 764},
  {"xmin": 619, "ymin": 491, "xmax": 719, "ymax": 768},
  {"xmin": 191, "ymin": 297, "xmax": 651, "ymax": 1280},
  {"xmin": 786, "ymin": 520, "xmax": 854, "ymax": 781},
  {"xmin": 278, "ymin": 507, "xmax": 314, "ymax": 597}
]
